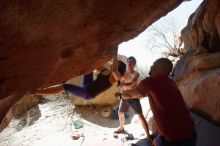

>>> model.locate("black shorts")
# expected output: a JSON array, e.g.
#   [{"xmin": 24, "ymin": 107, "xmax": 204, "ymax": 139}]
[{"xmin": 118, "ymin": 99, "xmax": 143, "ymax": 114}]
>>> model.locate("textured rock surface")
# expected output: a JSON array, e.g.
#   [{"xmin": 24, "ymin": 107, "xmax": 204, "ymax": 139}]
[
  {"xmin": 0, "ymin": 0, "xmax": 183, "ymax": 130},
  {"xmin": 0, "ymin": 95, "xmax": 38, "ymax": 131},
  {"xmin": 174, "ymin": 0, "xmax": 220, "ymax": 123}
]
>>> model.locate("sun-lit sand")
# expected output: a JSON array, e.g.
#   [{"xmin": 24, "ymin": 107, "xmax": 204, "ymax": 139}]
[{"xmin": 0, "ymin": 95, "xmax": 151, "ymax": 146}]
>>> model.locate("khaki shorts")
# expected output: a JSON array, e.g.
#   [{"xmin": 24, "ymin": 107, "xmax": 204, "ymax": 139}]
[{"xmin": 118, "ymin": 99, "xmax": 143, "ymax": 114}]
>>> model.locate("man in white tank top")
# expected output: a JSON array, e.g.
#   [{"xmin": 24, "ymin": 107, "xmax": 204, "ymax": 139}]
[{"xmin": 114, "ymin": 56, "xmax": 151, "ymax": 141}]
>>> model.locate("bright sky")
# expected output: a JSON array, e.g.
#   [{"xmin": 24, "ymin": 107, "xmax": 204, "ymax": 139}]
[{"xmin": 118, "ymin": 0, "xmax": 203, "ymax": 68}]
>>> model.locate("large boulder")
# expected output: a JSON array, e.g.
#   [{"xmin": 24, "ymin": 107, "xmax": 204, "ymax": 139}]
[
  {"xmin": 174, "ymin": 0, "xmax": 220, "ymax": 124},
  {"xmin": 0, "ymin": 0, "xmax": 184, "ymax": 130}
]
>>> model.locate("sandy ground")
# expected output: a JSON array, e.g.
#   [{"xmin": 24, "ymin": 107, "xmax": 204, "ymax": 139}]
[{"xmin": 0, "ymin": 94, "xmax": 151, "ymax": 146}]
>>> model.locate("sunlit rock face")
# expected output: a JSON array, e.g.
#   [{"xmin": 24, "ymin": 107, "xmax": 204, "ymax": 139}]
[
  {"xmin": 0, "ymin": 0, "xmax": 183, "ymax": 130},
  {"xmin": 174, "ymin": 0, "xmax": 220, "ymax": 124}
]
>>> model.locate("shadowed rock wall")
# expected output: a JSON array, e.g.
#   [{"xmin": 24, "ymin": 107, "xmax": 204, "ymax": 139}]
[{"xmin": 0, "ymin": 0, "xmax": 183, "ymax": 131}]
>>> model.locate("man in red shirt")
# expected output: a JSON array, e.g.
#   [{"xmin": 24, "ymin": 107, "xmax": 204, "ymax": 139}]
[{"xmin": 121, "ymin": 58, "xmax": 196, "ymax": 146}]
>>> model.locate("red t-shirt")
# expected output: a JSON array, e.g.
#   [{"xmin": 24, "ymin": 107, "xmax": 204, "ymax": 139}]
[{"xmin": 136, "ymin": 75, "xmax": 194, "ymax": 141}]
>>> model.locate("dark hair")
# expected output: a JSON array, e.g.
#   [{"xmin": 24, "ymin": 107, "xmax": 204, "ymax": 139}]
[
  {"xmin": 127, "ymin": 56, "xmax": 136, "ymax": 65},
  {"xmin": 118, "ymin": 60, "xmax": 126, "ymax": 76},
  {"xmin": 156, "ymin": 58, "xmax": 173, "ymax": 74}
]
